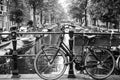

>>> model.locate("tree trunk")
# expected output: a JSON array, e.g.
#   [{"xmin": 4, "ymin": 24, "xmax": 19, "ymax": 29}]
[
  {"xmin": 106, "ymin": 22, "xmax": 109, "ymax": 29},
  {"xmin": 110, "ymin": 22, "xmax": 112, "ymax": 29},
  {"xmin": 40, "ymin": 10, "xmax": 43, "ymax": 25},
  {"xmin": 85, "ymin": 0, "xmax": 88, "ymax": 27},
  {"xmin": 93, "ymin": 19, "xmax": 96, "ymax": 26},
  {"xmin": 17, "ymin": 23, "xmax": 20, "ymax": 30},
  {"xmin": 118, "ymin": 22, "xmax": 119, "ymax": 32},
  {"xmin": 49, "ymin": 13, "xmax": 51, "ymax": 24},
  {"xmin": 33, "ymin": 7, "xmax": 36, "ymax": 28},
  {"xmin": 85, "ymin": 10, "xmax": 87, "ymax": 26}
]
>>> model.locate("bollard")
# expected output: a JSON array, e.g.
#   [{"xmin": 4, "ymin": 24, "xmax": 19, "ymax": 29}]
[
  {"xmin": 11, "ymin": 30, "xmax": 20, "ymax": 78},
  {"xmin": 68, "ymin": 30, "xmax": 76, "ymax": 78}
]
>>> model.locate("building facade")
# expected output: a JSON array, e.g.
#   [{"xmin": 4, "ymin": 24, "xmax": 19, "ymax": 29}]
[{"xmin": 0, "ymin": 0, "xmax": 10, "ymax": 30}]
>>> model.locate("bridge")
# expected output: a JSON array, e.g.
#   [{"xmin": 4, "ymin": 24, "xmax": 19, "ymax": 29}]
[{"xmin": 0, "ymin": 29, "xmax": 120, "ymax": 80}]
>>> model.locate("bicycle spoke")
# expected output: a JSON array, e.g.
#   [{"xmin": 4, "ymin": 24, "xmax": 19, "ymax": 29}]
[
  {"xmin": 91, "ymin": 67, "xmax": 98, "ymax": 75},
  {"xmin": 86, "ymin": 61, "xmax": 98, "ymax": 68},
  {"xmin": 102, "ymin": 55, "xmax": 111, "ymax": 62},
  {"xmin": 43, "ymin": 52, "xmax": 52, "ymax": 63},
  {"xmin": 102, "ymin": 64, "xmax": 112, "ymax": 71},
  {"xmin": 96, "ymin": 68, "xmax": 100, "ymax": 75},
  {"xmin": 39, "ymin": 65, "xmax": 50, "ymax": 73},
  {"xmin": 99, "ymin": 50, "xmax": 103, "ymax": 61},
  {"xmin": 91, "ymin": 52, "xmax": 101, "ymax": 62}
]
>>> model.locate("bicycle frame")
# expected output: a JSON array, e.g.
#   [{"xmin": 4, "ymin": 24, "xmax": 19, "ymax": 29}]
[
  {"xmin": 47, "ymin": 32, "xmax": 102, "ymax": 67},
  {"xmin": 48, "ymin": 33, "xmax": 75, "ymax": 64},
  {"xmin": 60, "ymin": 42, "xmax": 74, "ymax": 57},
  {"xmin": 49, "ymin": 34, "xmax": 101, "ymax": 65}
]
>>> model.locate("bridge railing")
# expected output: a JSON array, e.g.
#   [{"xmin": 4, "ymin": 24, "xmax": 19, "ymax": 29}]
[{"xmin": 0, "ymin": 30, "xmax": 119, "ymax": 78}]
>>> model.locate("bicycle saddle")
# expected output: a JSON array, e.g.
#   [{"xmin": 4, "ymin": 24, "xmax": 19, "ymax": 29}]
[{"xmin": 84, "ymin": 35, "xmax": 96, "ymax": 39}]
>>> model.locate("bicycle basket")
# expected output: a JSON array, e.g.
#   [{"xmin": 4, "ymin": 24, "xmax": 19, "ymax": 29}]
[
  {"xmin": 93, "ymin": 35, "xmax": 111, "ymax": 46},
  {"xmin": 74, "ymin": 35, "xmax": 88, "ymax": 46},
  {"xmin": 111, "ymin": 35, "xmax": 120, "ymax": 46}
]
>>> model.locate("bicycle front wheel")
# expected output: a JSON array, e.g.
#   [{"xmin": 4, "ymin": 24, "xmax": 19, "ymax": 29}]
[
  {"xmin": 85, "ymin": 48, "xmax": 115, "ymax": 80},
  {"xmin": 34, "ymin": 46, "xmax": 67, "ymax": 80}
]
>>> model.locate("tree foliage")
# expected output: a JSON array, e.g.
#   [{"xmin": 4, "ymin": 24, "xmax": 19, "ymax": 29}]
[
  {"xmin": 69, "ymin": 5, "xmax": 84, "ymax": 20},
  {"xmin": 69, "ymin": 0, "xmax": 86, "ymax": 19},
  {"xmin": 88, "ymin": 0, "xmax": 120, "ymax": 24},
  {"xmin": 25, "ymin": 0, "xmax": 44, "ymax": 27},
  {"xmin": 69, "ymin": 0, "xmax": 87, "ymax": 25},
  {"xmin": 40, "ymin": 0, "xmax": 66, "ymax": 24},
  {"xmin": 9, "ymin": 0, "xmax": 27, "ymax": 24},
  {"xmin": 8, "ymin": 0, "xmax": 31, "ymax": 24},
  {"xmin": 9, "ymin": 9, "xmax": 24, "ymax": 24},
  {"xmin": 27, "ymin": 0, "xmax": 44, "ymax": 9},
  {"xmin": 52, "ymin": 1, "xmax": 67, "ymax": 22}
]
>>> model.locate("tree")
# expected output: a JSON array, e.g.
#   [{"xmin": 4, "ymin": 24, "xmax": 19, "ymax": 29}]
[
  {"xmin": 23, "ymin": 0, "xmax": 67, "ymax": 27},
  {"xmin": 37, "ymin": 0, "xmax": 67, "ymax": 25},
  {"xmin": 69, "ymin": 6, "xmax": 85, "ymax": 25},
  {"xmin": 8, "ymin": 0, "xmax": 27, "ymax": 29},
  {"xmin": 26, "ymin": 0, "xmax": 44, "ymax": 27},
  {"xmin": 52, "ymin": 1, "xmax": 67, "ymax": 23},
  {"xmin": 9, "ymin": 9, "xmax": 24, "ymax": 24},
  {"xmin": 88, "ymin": 0, "xmax": 120, "ymax": 29},
  {"xmin": 8, "ymin": 0, "xmax": 30, "ymax": 27},
  {"xmin": 69, "ymin": 0, "xmax": 88, "ymax": 26}
]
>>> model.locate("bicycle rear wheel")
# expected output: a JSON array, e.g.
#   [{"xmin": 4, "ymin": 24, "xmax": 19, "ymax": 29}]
[
  {"xmin": 34, "ymin": 46, "xmax": 67, "ymax": 80},
  {"xmin": 85, "ymin": 48, "xmax": 115, "ymax": 80},
  {"xmin": 116, "ymin": 55, "xmax": 120, "ymax": 70}
]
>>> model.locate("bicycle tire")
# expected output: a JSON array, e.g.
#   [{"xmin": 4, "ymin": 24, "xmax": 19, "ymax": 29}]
[
  {"xmin": 116, "ymin": 55, "xmax": 120, "ymax": 70},
  {"xmin": 34, "ymin": 46, "xmax": 67, "ymax": 80},
  {"xmin": 85, "ymin": 47, "xmax": 115, "ymax": 80}
]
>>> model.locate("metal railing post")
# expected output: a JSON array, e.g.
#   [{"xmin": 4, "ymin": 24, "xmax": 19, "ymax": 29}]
[
  {"xmin": 11, "ymin": 30, "xmax": 20, "ymax": 78},
  {"xmin": 68, "ymin": 30, "xmax": 76, "ymax": 78}
]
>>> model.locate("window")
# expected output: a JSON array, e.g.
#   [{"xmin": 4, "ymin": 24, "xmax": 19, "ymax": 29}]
[
  {"xmin": 0, "ymin": 0, "xmax": 3, "ymax": 5},
  {"xmin": 0, "ymin": 11, "xmax": 3, "ymax": 15},
  {"xmin": 0, "ymin": 5, "xmax": 3, "ymax": 11}
]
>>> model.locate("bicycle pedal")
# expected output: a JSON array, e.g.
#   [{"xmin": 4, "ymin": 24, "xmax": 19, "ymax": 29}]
[{"xmin": 75, "ymin": 63, "xmax": 85, "ymax": 71}]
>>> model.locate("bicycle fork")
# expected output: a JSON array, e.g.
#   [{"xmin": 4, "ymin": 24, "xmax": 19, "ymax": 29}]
[{"xmin": 41, "ymin": 48, "xmax": 61, "ymax": 65}]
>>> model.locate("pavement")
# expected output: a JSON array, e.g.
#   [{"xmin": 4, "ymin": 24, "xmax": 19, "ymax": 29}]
[{"xmin": 0, "ymin": 74, "xmax": 120, "ymax": 80}]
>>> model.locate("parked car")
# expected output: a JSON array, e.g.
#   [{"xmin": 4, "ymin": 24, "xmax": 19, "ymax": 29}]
[
  {"xmin": 20, "ymin": 27, "xmax": 28, "ymax": 32},
  {"xmin": 1, "ymin": 31, "xmax": 11, "ymax": 41}
]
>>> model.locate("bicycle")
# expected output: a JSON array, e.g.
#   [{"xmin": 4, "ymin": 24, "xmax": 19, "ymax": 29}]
[{"xmin": 34, "ymin": 27, "xmax": 115, "ymax": 80}]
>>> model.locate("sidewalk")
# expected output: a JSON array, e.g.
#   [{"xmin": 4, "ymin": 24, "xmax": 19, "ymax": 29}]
[{"xmin": 0, "ymin": 74, "xmax": 120, "ymax": 80}]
